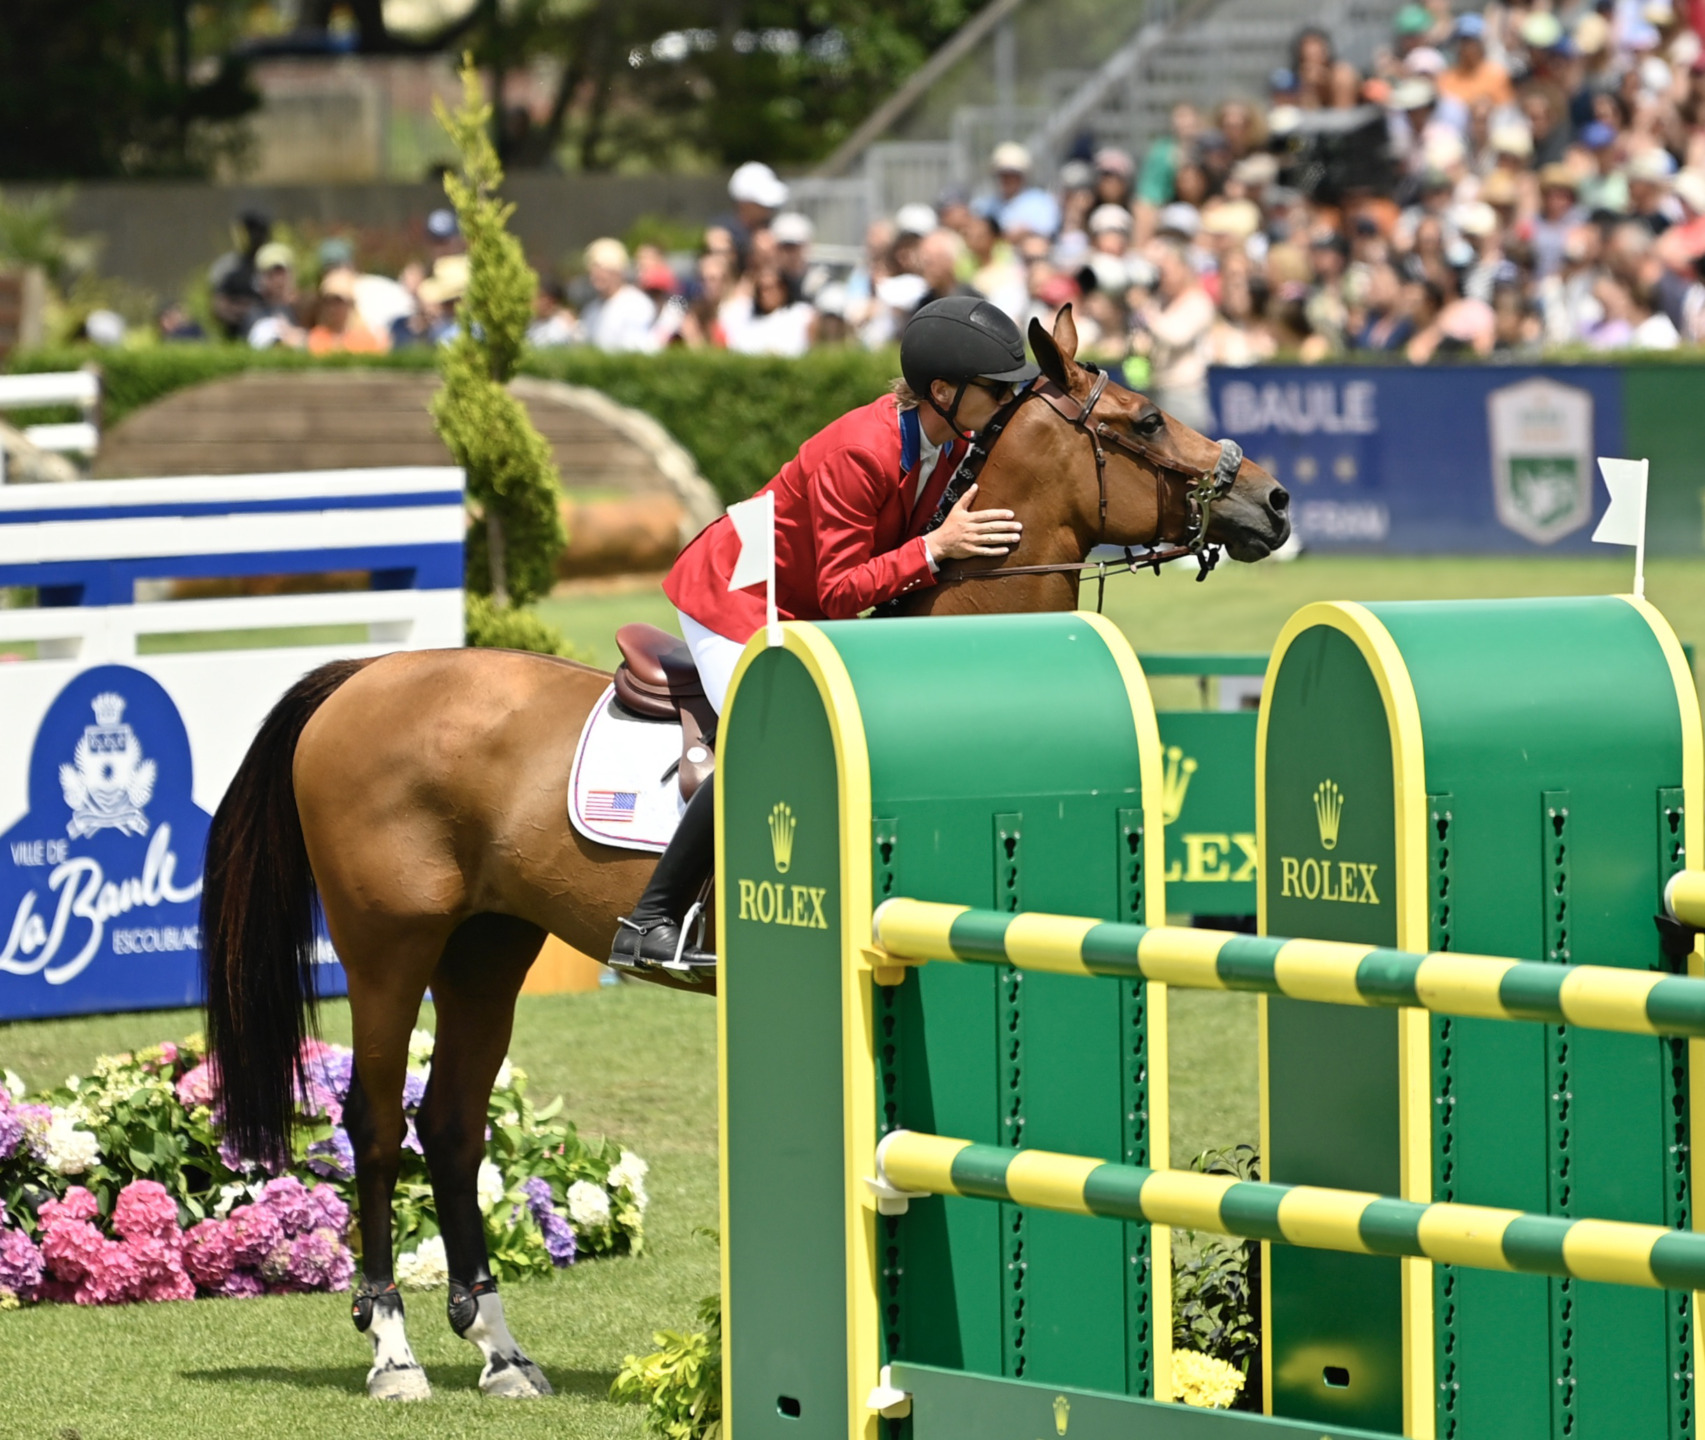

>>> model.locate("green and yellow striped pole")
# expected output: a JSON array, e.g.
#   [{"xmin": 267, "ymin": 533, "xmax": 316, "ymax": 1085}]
[
  {"xmin": 875, "ymin": 1131, "xmax": 1705, "ymax": 1293},
  {"xmin": 1666, "ymin": 869, "xmax": 1705, "ymax": 931},
  {"xmin": 872, "ymin": 899, "xmax": 1705, "ymax": 1039}
]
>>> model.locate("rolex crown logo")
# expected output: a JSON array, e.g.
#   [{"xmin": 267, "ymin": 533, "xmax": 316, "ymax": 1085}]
[
  {"xmin": 1161, "ymin": 744, "xmax": 1199, "ymax": 825},
  {"xmin": 1053, "ymin": 1394, "xmax": 1070, "ymax": 1435},
  {"xmin": 1313, "ymin": 779, "xmax": 1344, "ymax": 851},
  {"xmin": 768, "ymin": 802, "xmax": 796, "ymax": 874}
]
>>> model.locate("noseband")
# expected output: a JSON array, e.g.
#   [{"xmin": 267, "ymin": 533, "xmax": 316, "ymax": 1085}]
[{"xmin": 922, "ymin": 368, "xmax": 1245, "ymax": 604}]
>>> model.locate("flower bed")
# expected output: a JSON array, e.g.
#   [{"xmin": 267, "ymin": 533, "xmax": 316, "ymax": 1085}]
[{"xmin": 0, "ymin": 1028, "xmax": 646, "ymax": 1307}]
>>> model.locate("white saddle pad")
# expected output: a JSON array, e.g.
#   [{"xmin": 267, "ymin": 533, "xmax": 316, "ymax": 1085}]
[{"xmin": 568, "ymin": 685, "xmax": 697, "ymax": 854}]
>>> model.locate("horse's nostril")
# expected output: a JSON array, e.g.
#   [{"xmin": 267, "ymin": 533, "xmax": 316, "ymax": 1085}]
[{"xmin": 1269, "ymin": 485, "xmax": 1291, "ymax": 512}]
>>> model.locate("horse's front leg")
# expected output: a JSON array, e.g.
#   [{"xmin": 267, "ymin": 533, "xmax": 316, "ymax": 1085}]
[
  {"xmin": 345, "ymin": 1066, "xmax": 432, "ymax": 1400},
  {"xmin": 418, "ymin": 915, "xmax": 553, "ymax": 1398}
]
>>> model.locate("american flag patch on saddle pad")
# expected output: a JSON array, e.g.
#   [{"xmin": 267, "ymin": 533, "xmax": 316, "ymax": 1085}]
[{"xmin": 567, "ymin": 685, "xmax": 689, "ymax": 854}]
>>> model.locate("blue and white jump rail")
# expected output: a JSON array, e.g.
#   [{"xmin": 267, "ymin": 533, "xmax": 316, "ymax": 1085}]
[{"xmin": 0, "ymin": 467, "xmax": 465, "ymax": 1021}]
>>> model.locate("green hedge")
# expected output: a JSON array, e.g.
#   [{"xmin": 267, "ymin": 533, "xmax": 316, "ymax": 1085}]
[{"xmin": 9, "ymin": 345, "xmax": 900, "ymax": 506}]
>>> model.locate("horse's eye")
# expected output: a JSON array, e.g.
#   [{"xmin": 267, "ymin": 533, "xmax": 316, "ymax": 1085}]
[{"xmin": 1136, "ymin": 413, "xmax": 1165, "ymax": 436}]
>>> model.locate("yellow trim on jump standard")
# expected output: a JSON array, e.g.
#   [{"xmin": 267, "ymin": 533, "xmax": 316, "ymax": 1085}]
[
  {"xmin": 1558, "ymin": 966, "xmax": 1663, "ymax": 1034},
  {"xmin": 1276, "ymin": 1186, "xmax": 1379, "ymax": 1253},
  {"xmin": 1136, "ymin": 926, "xmax": 1229, "ymax": 988},
  {"xmin": 1004, "ymin": 1150, "xmax": 1102, "ymax": 1215},
  {"xmin": 1622, "ymin": 592, "xmax": 1705, "ymax": 1389},
  {"xmin": 1001, "ymin": 912, "xmax": 1099, "ymax": 976},
  {"xmin": 1076, "ymin": 611, "xmax": 1175, "ymax": 1406},
  {"xmin": 1272, "ymin": 938, "xmax": 1377, "ymax": 1007},
  {"xmin": 1258, "ymin": 602, "xmax": 1434, "ymax": 1438},
  {"xmin": 738, "ymin": 623, "xmax": 883, "ymax": 1440},
  {"xmin": 1415, "ymin": 1204, "xmax": 1521, "ymax": 1272}
]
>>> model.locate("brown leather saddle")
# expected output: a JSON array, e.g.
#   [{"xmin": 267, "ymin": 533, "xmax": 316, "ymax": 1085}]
[{"xmin": 613, "ymin": 623, "xmax": 717, "ymax": 800}]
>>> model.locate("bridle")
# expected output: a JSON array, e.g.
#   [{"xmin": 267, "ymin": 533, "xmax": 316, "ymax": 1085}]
[{"xmin": 923, "ymin": 367, "xmax": 1246, "ymax": 608}]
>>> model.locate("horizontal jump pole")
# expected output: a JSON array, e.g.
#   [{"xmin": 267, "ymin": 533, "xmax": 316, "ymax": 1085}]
[
  {"xmin": 871, "ymin": 899, "xmax": 1705, "ymax": 1039},
  {"xmin": 875, "ymin": 1130, "xmax": 1705, "ymax": 1293},
  {"xmin": 1667, "ymin": 870, "xmax": 1705, "ymax": 930}
]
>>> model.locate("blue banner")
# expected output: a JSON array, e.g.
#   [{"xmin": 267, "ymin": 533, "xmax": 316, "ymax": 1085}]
[
  {"xmin": 0, "ymin": 664, "xmax": 345, "ymax": 1021},
  {"xmin": 1209, "ymin": 366, "xmax": 1625, "ymax": 553}
]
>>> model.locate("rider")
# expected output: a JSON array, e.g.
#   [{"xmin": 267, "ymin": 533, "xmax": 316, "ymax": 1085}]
[{"xmin": 609, "ymin": 295, "xmax": 1038, "ymax": 971}]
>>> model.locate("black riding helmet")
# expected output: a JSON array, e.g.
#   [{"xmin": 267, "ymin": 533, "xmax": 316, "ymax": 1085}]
[{"xmin": 901, "ymin": 296, "xmax": 1040, "ymax": 434}]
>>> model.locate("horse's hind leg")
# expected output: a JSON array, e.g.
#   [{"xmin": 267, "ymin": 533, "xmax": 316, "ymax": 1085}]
[
  {"xmin": 415, "ymin": 912, "xmax": 553, "ymax": 1398},
  {"xmin": 341, "ymin": 926, "xmax": 446, "ymax": 1401}
]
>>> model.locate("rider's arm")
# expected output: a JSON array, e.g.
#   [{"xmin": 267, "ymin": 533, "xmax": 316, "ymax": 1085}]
[{"xmin": 808, "ymin": 445, "xmax": 935, "ymax": 619}]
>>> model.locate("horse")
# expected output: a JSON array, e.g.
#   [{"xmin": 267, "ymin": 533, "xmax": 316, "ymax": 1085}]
[{"xmin": 200, "ymin": 307, "xmax": 1288, "ymax": 1399}]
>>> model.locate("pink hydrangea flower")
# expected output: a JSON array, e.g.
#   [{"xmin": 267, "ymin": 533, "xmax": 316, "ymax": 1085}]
[
  {"xmin": 112, "ymin": 1180, "xmax": 179, "ymax": 1242},
  {"xmin": 304, "ymin": 1184, "xmax": 350, "ymax": 1234},
  {"xmin": 175, "ymin": 1063, "xmax": 217, "ymax": 1109},
  {"xmin": 40, "ymin": 1213, "xmax": 105, "ymax": 1284},
  {"xmin": 74, "ymin": 1239, "xmax": 141, "ymax": 1304},
  {"xmin": 182, "ymin": 1219, "xmax": 237, "ymax": 1290},
  {"xmin": 136, "ymin": 1268, "xmax": 196, "ymax": 1302},
  {"xmin": 258, "ymin": 1177, "xmax": 315, "ymax": 1238},
  {"xmin": 226, "ymin": 1203, "xmax": 283, "ymax": 1269},
  {"xmin": 40, "ymin": 1187, "xmax": 100, "ymax": 1227}
]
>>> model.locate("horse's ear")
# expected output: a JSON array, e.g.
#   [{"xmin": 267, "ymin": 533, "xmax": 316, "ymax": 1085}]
[
  {"xmin": 1051, "ymin": 303, "xmax": 1081, "ymax": 365},
  {"xmin": 1028, "ymin": 315, "xmax": 1072, "ymax": 390}
]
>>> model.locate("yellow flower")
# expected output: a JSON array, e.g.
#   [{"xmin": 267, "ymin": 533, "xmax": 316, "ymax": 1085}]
[{"xmin": 1170, "ymin": 1350, "xmax": 1245, "ymax": 1409}]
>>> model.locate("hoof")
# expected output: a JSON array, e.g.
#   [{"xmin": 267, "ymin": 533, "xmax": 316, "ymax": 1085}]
[
  {"xmin": 480, "ymin": 1353, "xmax": 553, "ymax": 1398},
  {"xmin": 368, "ymin": 1362, "xmax": 432, "ymax": 1401}
]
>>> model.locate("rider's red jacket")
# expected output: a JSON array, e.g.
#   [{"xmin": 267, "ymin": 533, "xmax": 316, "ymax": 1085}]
[{"xmin": 663, "ymin": 394, "xmax": 968, "ymax": 641}]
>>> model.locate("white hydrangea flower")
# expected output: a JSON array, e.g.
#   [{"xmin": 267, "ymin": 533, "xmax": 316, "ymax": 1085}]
[
  {"xmin": 2, "ymin": 1069, "xmax": 23, "ymax": 1100},
  {"xmin": 476, "ymin": 1159, "xmax": 506, "ymax": 1211},
  {"xmin": 499, "ymin": 1111, "xmax": 519, "ymax": 1127},
  {"xmin": 407, "ymin": 1029, "xmax": 435, "ymax": 1065},
  {"xmin": 38, "ymin": 1109, "xmax": 100, "ymax": 1176},
  {"xmin": 608, "ymin": 1150, "xmax": 650, "ymax": 1208},
  {"xmin": 494, "ymin": 1057, "xmax": 513, "ymax": 1090},
  {"xmin": 567, "ymin": 1179, "xmax": 612, "ymax": 1229},
  {"xmin": 65, "ymin": 1075, "xmax": 81, "ymax": 1091},
  {"xmin": 397, "ymin": 1235, "xmax": 448, "ymax": 1290},
  {"xmin": 212, "ymin": 1182, "xmax": 250, "ymax": 1219}
]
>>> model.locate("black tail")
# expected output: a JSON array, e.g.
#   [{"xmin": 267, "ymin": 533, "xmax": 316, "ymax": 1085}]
[{"xmin": 202, "ymin": 659, "xmax": 367, "ymax": 1167}]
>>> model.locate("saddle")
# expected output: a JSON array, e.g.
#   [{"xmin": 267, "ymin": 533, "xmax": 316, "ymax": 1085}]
[{"xmin": 613, "ymin": 623, "xmax": 717, "ymax": 800}]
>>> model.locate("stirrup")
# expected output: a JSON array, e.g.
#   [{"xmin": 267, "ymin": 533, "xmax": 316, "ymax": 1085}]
[{"xmin": 608, "ymin": 913, "xmax": 716, "ymax": 976}]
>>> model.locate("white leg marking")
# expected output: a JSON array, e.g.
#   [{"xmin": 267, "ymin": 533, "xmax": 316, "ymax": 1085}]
[
  {"xmin": 367, "ymin": 1299, "xmax": 432, "ymax": 1401},
  {"xmin": 464, "ymin": 1292, "xmax": 553, "ymax": 1398}
]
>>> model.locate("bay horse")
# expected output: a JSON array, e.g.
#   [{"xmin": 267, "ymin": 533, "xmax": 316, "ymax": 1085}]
[{"xmin": 201, "ymin": 308, "xmax": 1288, "ymax": 1399}]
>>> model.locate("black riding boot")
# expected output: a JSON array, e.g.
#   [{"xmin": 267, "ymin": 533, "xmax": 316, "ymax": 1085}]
[{"xmin": 609, "ymin": 775, "xmax": 716, "ymax": 973}]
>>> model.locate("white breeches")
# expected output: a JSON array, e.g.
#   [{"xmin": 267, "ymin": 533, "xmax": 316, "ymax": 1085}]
[{"xmin": 677, "ymin": 609, "xmax": 747, "ymax": 715}]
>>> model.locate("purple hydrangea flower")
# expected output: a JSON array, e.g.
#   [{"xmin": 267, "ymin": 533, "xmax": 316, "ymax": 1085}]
[
  {"xmin": 0, "ymin": 1224, "xmax": 44, "ymax": 1300},
  {"xmin": 402, "ymin": 1072, "xmax": 427, "ymax": 1111},
  {"xmin": 0, "ymin": 1105, "xmax": 23, "ymax": 1163},
  {"xmin": 304, "ymin": 1184, "xmax": 350, "ymax": 1234},
  {"xmin": 306, "ymin": 1127, "xmax": 355, "ymax": 1181},
  {"xmin": 539, "ymin": 1210, "xmax": 577, "ymax": 1267},
  {"xmin": 522, "ymin": 1178, "xmax": 576, "ymax": 1267},
  {"xmin": 402, "ymin": 1118, "xmax": 423, "ymax": 1155}
]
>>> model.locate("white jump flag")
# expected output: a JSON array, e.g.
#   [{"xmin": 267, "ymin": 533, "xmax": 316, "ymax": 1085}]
[
  {"xmin": 1591, "ymin": 456, "xmax": 1650, "ymax": 599},
  {"xmin": 725, "ymin": 491, "xmax": 782, "ymax": 646}
]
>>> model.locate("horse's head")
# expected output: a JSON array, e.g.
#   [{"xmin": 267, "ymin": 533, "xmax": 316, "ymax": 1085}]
[{"xmin": 1011, "ymin": 306, "xmax": 1290, "ymax": 564}]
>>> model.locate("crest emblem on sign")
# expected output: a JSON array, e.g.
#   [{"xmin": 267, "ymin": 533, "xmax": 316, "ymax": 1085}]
[
  {"xmin": 1487, "ymin": 378, "xmax": 1595, "ymax": 545},
  {"xmin": 59, "ymin": 692, "xmax": 156, "ymax": 839}
]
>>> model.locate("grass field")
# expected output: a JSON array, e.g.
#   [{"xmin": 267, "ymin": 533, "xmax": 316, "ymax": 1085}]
[{"xmin": 4, "ymin": 551, "xmax": 1694, "ymax": 1435}]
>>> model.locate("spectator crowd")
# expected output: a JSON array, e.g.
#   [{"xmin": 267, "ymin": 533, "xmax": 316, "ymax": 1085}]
[{"xmin": 165, "ymin": 1, "xmax": 1705, "ymax": 426}]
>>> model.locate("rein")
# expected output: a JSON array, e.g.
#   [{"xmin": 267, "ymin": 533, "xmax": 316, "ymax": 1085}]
[{"xmin": 925, "ymin": 368, "xmax": 1245, "ymax": 607}]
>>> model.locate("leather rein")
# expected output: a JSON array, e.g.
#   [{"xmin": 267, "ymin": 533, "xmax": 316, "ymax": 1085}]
[{"xmin": 928, "ymin": 368, "xmax": 1246, "ymax": 606}]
